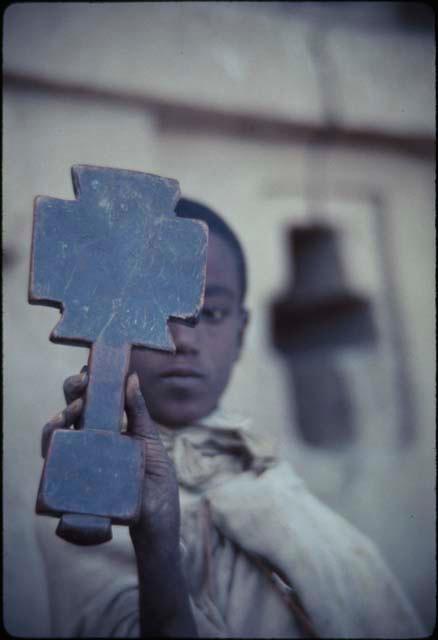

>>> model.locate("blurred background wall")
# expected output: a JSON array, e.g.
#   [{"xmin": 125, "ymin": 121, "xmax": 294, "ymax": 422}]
[{"xmin": 3, "ymin": 2, "xmax": 435, "ymax": 634}]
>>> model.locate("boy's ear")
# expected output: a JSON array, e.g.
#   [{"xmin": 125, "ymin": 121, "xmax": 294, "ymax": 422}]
[{"xmin": 237, "ymin": 307, "xmax": 250, "ymax": 353}]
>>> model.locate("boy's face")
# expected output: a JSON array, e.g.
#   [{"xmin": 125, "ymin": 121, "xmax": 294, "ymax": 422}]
[{"xmin": 129, "ymin": 231, "xmax": 247, "ymax": 427}]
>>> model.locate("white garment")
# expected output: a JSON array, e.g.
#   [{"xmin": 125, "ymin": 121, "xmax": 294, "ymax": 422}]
[{"xmin": 29, "ymin": 409, "xmax": 424, "ymax": 637}]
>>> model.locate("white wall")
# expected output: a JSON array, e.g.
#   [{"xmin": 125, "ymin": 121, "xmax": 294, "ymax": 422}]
[{"xmin": 4, "ymin": 2, "xmax": 434, "ymax": 133}]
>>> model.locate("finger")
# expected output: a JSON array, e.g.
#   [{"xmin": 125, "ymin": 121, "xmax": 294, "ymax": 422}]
[
  {"xmin": 63, "ymin": 368, "xmax": 88, "ymax": 405},
  {"xmin": 41, "ymin": 398, "xmax": 84, "ymax": 458},
  {"xmin": 125, "ymin": 373, "xmax": 160, "ymax": 442}
]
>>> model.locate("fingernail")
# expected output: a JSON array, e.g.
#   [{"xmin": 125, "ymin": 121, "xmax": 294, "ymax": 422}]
[{"xmin": 129, "ymin": 372, "xmax": 140, "ymax": 389}]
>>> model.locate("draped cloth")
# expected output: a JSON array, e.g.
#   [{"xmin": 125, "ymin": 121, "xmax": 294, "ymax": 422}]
[{"xmin": 34, "ymin": 409, "xmax": 425, "ymax": 638}]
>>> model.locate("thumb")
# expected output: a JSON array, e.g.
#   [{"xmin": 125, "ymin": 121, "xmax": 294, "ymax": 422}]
[{"xmin": 125, "ymin": 372, "xmax": 160, "ymax": 441}]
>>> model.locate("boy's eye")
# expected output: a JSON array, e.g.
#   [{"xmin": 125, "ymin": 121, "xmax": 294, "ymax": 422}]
[{"xmin": 201, "ymin": 306, "xmax": 230, "ymax": 323}]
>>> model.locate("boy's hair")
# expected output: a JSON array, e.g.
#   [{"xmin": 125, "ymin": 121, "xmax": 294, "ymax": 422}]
[{"xmin": 176, "ymin": 197, "xmax": 247, "ymax": 304}]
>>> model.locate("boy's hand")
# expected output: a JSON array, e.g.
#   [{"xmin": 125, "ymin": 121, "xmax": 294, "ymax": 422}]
[
  {"xmin": 40, "ymin": 369, "xmax": 180, "ymax": 550},
  {"xmin": 41, "ymin": 369, "xmax": 87, "ymax": 458},
  {"xmin": 125, "ymin": 372, "xmax": 180, "ymax": 549}
]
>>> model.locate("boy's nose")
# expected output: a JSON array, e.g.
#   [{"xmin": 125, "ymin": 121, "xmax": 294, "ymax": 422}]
[{"xmin": 169, "ymin": 318, "xmax": 199, "ymax": 354}]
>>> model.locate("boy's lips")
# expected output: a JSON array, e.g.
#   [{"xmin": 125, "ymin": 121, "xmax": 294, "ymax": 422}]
[{"xmin": 160, "ymin": 365, "xmax": 204, "ymax": 379}]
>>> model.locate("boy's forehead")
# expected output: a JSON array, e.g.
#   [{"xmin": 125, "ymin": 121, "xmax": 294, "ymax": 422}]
[{"xmin": 205, "ymin": 232, "xmax": 241, "ymax": 297}]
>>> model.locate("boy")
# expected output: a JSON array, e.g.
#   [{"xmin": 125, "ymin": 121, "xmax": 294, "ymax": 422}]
[{"xmin": 40, "ymin": 198, "xmax": 424, "ymax": 637}]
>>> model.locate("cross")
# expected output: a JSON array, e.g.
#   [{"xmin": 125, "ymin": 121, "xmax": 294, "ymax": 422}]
[
  {"xmin": 29, "ymin": 165, "xmax": 208, "ymax": 544},
  {"xmin": 271, "ymin": 223, "xmax": 376, "ymax": 449}
]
